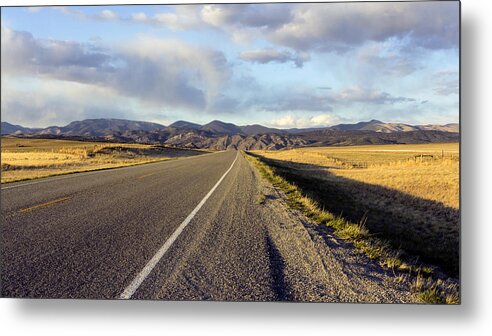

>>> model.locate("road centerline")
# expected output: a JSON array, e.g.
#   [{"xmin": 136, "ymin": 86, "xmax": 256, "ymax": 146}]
[
  {"xmin": 119, "ymin": 151, "xmax": 239, "ymax": 299},
  {"xmin": 19, "ymin": 196, "xmax": 72, "ymax": 213}
]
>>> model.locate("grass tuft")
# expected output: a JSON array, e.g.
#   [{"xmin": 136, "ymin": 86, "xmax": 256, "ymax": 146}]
[{"xmin": 256, "ymin": 194, "xmax": 266, "ymax": 205}]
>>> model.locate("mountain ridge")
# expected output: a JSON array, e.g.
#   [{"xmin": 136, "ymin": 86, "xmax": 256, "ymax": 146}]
[
  {"xmin": 2, "ymin": 118, "xmax": 459, "ymax": 136},
  {"xmin": 168, "ymin": 120, "xmax": 201, "ymax": 129},
  {"xmin": 1, "ymin": 122, "xmax": 41, "ymax": 135},
  {"xmin": 1, "ymin": 118, "xmax": 459, "ymax": 150},
  {"xmin": 200, "ymin": 120, "xmax": 245, "ymax": 135},
  {"xmin": 34, "ymin": 118, "xmax": 166, "ymax": 137}
]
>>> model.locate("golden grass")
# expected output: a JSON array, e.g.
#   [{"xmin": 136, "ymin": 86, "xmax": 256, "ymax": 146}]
[
  {"xmin": 1, "ymin": 137, "xmax": 207, "ymax": 183},
  {"xmin": 244, "ymin": 151, "xmax": 460, "ymax": 304},
  {"xmin": 253, "ymin": 144, "xmax": 460, "ymax": 276},
  {"xmin": 255, "ymin": 143, "xmax": 459, "ymax": 209}
]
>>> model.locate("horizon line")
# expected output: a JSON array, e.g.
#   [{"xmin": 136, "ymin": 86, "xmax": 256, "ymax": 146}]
[{"xmin": 1, "ymin": 118, "xmax": 460, "ymax": 130}]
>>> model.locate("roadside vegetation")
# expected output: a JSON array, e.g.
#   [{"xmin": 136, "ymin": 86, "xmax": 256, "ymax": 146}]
[
  {"xmin": 1, "ymin": 137, "xmax": 207, "ymax": 183},
  {"xmin": 244, "ymin": 146, "xmax": 459, "ymax": 304}
]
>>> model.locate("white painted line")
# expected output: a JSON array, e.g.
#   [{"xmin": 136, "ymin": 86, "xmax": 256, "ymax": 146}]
[
  {"xmin": 1, "ymin": 151, "xmax": 223, "ymax": 191},
  {"xmin": 119, "ymin": 151, "xmax": 239, "ymax": 299}
]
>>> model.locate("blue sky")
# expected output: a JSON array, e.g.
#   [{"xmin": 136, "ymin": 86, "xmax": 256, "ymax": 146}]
[{"xmin": 1, "ymin": 2, "xmax": 459, "ymax": 128}]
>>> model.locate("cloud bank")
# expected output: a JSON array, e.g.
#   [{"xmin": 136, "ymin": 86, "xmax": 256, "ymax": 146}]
[{"xmin": 1, "ymin": 27, "xmax": 231, "ymax": 111}]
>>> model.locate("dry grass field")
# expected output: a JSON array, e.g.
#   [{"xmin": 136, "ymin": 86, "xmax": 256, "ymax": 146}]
[
  {"xmin": 257, "ymin": 143, "xmax": 459, "ymax": 208},
  {"xmin": 1, "ymin": 137, "xmax": 207, "ymax": 183},
  {"xmin": 252, "ymin": 143, "xmax": 460, "ymax": 277}
]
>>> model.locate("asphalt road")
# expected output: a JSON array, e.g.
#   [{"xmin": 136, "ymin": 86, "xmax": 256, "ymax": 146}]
[
  {"xmin": 1, "ymin": 150, "xmax": 274, "ymax": 299},
  {"xmin": 1, "ymin": 150, "xmax": 413, "ymax": 302}
]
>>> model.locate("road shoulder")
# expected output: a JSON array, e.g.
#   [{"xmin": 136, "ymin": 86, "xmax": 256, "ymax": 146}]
[{"xmin": 245, "ymin": 152, "xmax": 416, "ymax": 303}]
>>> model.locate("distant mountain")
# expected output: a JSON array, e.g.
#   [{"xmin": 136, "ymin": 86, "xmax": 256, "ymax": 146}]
[
  {"xmin": 284, "ymin": 127, "xmax": 326, "ymax": 134},
  {"xmin": 240, "ymin": 124, "xmax": 284, "ymax": 135},
  {"xmin": 329, "ymin": 119, "xmax": 417, "ymax": 133},
  {"xmin": 2, "ymin": 118, "xmax": 459, "ymax": 150},
  {"xmin": 417, "ymin": 123, "xmax": 459, "ymax": 133},
  {"xmin": 169, "ymin": 120, "xmax": 320, "ymax": 135},
  {"xmin": 169, "ymin": 119, "xmax": 459, "ymax": 136},
  {"xmin": 1, "ymin": 122, "xmax": 39, "ymax": 135},
  {"xmin": 329, "ymin": 120, "xmax": 459, "ymax": 133},
  {"xmin": 108, "ymin": 129, "xmax": 309, "ymax": 150},
  {"xmin": 169, "ymin": 120, "xmax": 201, "ymax": 130},
  {"xmin": 200, "ymin": 120, "xmax": 245, "ymax": 135},
  {"xmin": 299, "ymin": 129, "xmax": 459, "ymax": 146},
  {"xmin": 330, "ymin": 119, "xmax": 382, "ymax": 131},
  {"xmin": 169, "ymin": 120, "xmax": 283, "ymax": 135},
  {"xmin": 37, "ymin": 119, "xmax": 165, "ymax": 137},
  {"xmin": 43, "ymin": 128, "xmax": 458, "ymax": 150}
]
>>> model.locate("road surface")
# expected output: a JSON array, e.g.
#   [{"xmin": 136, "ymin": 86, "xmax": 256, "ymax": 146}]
[{"xmin": 1, "ymin": 150, "xmax": 413, "ymax": 301}]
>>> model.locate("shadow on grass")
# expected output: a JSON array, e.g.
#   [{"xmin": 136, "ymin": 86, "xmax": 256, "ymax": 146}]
[{"xmin": 260, "ymin": 156, "xmax": 460, "ymax": 277}]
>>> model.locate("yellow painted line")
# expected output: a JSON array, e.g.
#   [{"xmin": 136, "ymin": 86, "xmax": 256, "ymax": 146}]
[
  {"xmin": 138, "ymin": 173, "xmax": 156, "ymax": 179},
  {"xmin": 19, "ymin": 196, "xmax": 72, "ymax": 213}
]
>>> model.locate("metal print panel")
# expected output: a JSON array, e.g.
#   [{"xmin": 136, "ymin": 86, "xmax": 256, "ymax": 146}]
[{"xmin": 0, "ymin": 1, "xmax": 460, "ymax": 303}]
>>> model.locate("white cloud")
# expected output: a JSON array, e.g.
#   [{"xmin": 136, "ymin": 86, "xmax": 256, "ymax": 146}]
[
  {"xmin": 270, "ymin": 114, "xmax": 339, "ymax": 128},
  {"xmin": 55, "ymin": 7, "xmax": 118, "ymax": 22},
  {"xmin": 432, "ymin": 70, "xmax": 459, "ymax": 96},
  {"xmin": 135, "ymin": 6, "xmax": 203, "ymax": 30},
  {"xmin": 26, "ymin": 7, "xmax": 42, "ymax": 13},
  {"xmin": 1, "ymin": 78, "xmax": 137, "ymax": 127},
  {"xmin": 1, "ymin": 27, "xmax": 111, "ymax": 77},
  {"xmin": 131, "ymin": 12, "xmax": 147, "ymax": 22},
  {"xmin": 144, "ymin": 3, "xmax": 457, "ymax": 54},
  {"xmin": 117, "ymin": 36, "xmax": 231, "ymax": 108},
  {"xmin": 53, "ymin": 7, "xmax": 89, "ymax": 20},
  {"xmin": 2, "ymin": 27, "xmax": 232, "ymax": 112},
  {"xmin": 98, "ymin": 10, "xmax": 118, "ymax": 20},
  {"xmin": 311, "ymin": 114, "xmax": 337, "ymax": 126},
  {"xmin": 356, "ymin": 41, "xmax": 421, "ymax": 77},
  {"xmin": 334, "ymin": 86, "xmax": 415, "ymax": 104},
  {"xmin": 200, "ymin": 4, "xmax": 293, "ymax": 29},
  {"xmin": 259, "ymin": 91, "xmax": 333, "ymax": 113},
  {"xmin": 268, "ymin": 2, "xmax": 458, "ymax": 52},
  {"xmin": 55, "ymin": 3, "xmax": 458, "ymax": 55},
  {"xmin": 153, "ymin": 12, "xmax": 183, "ymax": 29},
  {"xmin": 255, "ymin": 85, "xmax": 414, "ymax": 115},
  {"xmin": 200, "ymin": 5, "xmax": 230, "ymax": 27},
  {"xmin": 239, "ymin": 48, "xmax": 309, "ymax": 68}
]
